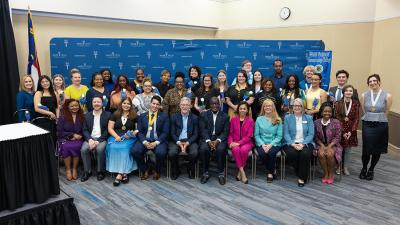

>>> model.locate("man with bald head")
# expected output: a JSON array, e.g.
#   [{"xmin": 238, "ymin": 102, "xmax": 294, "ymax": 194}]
[{"xmin": 198, "ymin": 97, "xmax": 230, "ymax": 185}]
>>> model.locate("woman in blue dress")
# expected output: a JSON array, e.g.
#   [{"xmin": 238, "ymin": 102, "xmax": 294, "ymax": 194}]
[
  {"xmin": 16, "ymin": 75, "xmax": 36, "ymax": 122},
  {"xmin": 106, "ymin": 97, "xmax": 138, "ymax": 186}
]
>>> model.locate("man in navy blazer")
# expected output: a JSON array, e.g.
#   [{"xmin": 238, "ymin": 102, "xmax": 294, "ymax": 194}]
[
  {"xmin": 132, "ymin": 96, "xmax": 169, "ymax": 180},
  {"xmin": 81, "ymin": 96, "xmax": 111, "ymax": 182},
  {"xmin": 168, "ymin": 97, "xmax": 199, "ymax": 180},
  {"xmin": 199, "ymin": 97, "xmax": 230, "ymax": 185}
]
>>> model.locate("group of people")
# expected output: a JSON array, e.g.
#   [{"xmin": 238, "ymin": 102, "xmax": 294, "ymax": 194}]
[{"xmin": 16, "ymin": 59, "xmax": 392, "ymax": 187}]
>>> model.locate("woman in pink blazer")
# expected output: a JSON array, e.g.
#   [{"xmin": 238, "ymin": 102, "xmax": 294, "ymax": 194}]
[{"xmin": 228, "ymin": 101, "xmax": 255, "ymax": 184}]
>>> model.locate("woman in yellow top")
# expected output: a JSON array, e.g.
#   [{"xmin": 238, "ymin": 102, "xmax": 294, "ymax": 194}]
[
  {"xmin": 64, "ymin": 70, "xmax": 89, "ymax": 111},
  {"xmin": 305, "ymin": 73, "xmax": 327, "ymax": 119}
]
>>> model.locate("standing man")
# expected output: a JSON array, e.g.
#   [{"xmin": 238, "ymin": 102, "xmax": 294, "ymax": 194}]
[
  {"xmin": 198, "ymin": 97, "xmax": 230, "ymax": 185},
  {"xmin": 80, "ymin": 96, "xmax": 111, "ymax": 182},
  {"xmin": 132, "ymin": 96, "xmax": 169, "ymax": 180},
  {"xmin": 168, "ymin": 97, "xmax": 199, "ymax": 180},
  {"xmin": 329, "ymin": 70, "xmax": 359, "ymax": 102},
  {"xmin": 270, "ymin": 59, "xmax": 287, "ymax": 92}
]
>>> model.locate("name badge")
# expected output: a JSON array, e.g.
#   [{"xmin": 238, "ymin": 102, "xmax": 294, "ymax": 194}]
[{"xmin": 302, "ymin": 121, "xmax": 308, "ymax": 124}]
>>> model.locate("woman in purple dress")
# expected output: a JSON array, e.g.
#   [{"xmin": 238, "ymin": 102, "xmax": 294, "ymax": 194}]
[
  {"xmin": 57, "ymin": 99, "xmax": 85, "ymax": 180},
  {"xmin": 314, "ymin": 102, "xmax": 342, "ymax": 184}
]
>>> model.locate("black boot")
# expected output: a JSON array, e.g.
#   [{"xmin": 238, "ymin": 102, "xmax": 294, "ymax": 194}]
[
  {"xmin": 359, "ymin": 168, "xmax": 367, "ymax": 179},
  {"xmin": 365, "ymin": 170, "xmax": 374, "ymax": 180}
]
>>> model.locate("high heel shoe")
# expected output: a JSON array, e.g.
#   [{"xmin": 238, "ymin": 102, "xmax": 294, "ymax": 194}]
[
  {"xmin": 122, "ymin": 174, "xmax": 129, "ymax": 184},
  {"xmin": 66, "ymin": 170, "xmax": 72, "ymax": 181},
  {"xmin": 236, "ymin": 173, "xmax": 241, "ymax": 181}
]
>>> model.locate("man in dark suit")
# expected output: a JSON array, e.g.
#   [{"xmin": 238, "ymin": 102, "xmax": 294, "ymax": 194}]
[
  {"xmin": 132, "ymin": 95, "xmax": 169, "ymax": 180},
  {"xmin": 328, "ymin": 69, "xmax": 359, "ymax": 102},
  {"xmin": 81, "ymin": 96, "xmax": 111, "ymax": 182},
  {"xmin": 169, "ymin": 97, "xmax": 199, "ymax": 180},
  {"xmin": 199, "ymin": 97, "xmax": 230, "ymax": 185}
]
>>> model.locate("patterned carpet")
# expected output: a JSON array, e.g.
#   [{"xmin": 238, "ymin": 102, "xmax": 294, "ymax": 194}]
[{"xmin": 60, "ymin": 138, "xmax": 400, "ymax": 225}]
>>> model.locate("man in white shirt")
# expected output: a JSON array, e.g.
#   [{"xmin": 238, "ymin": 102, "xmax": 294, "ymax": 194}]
[{"xmin": 81, "ymin": 96, "xmax": 111, "ymax": 182}]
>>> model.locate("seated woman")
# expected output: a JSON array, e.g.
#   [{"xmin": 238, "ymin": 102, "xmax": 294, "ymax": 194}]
[
  {"xmin": 334, "ymin": 85, "xmax": 360, "ymax": 175},
  {"xmin": 16, "ymin": 75, "xmax": 36, "ymax": 122},
  {"xmin": 280, "ymin": 74, "xmax": 306, "ymax": 116},
  {"xmin": 57, "ymin": 99, "xmax": 84, "ymax": 181},
  {"xmin": 110, "ymin": 75, "xmax": 136, "ymax": 112},
  {"xmin": 254, "ymin": 78, "xmax": 281, "ymax": 120},
  {"xmin": 314, "ymin": 102, "xmax": 342, "ymax": 184},
  {"xmin": 283, "ymin": 98, "xmax": 315, "ymax": 187},
  {"xmin": 132, "ymin": 78, "xmax": 161, "ymax": 115},
  {"xmin": 86, "ymin": 72, "xmax": 111, "ymax": 112},
  {"xmin": 226, "ymin": 70, "xmax": 255, "ymax": 118},
  {"xmin": 228, "ymin": 101, "xmax": 254, "ymax": 184},
  {"xmin": 254, "ymin": 99, "xmax": 283, "ymax": 183},
  {"xmin": 194, "ymin": 74, "xmax": 219, "ymax": 114},
  {"xmin": 106, "ymin": 97, "xmax": 138, "ymax": 186},
  {"xmin": 305, "ymin": 73, "xmax": 327, "ymax": 120},
  {"xmin": 34, "ymin": 75, "xmax": 59, "ymax": 143}
]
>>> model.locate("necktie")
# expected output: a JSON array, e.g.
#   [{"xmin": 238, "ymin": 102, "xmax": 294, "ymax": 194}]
[
  {"xmin": 337, "ymin": 88, "xmax": 342, "ymax": 100},
  {"xmin": 150, "ymin": 113, "xmax": 155, "ymax": 140}
]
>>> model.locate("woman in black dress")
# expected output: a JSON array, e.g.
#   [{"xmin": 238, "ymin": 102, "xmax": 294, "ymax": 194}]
[
  {"xmin": 33, "ymin": 75, "xmax": 59, "ymax": 143},
  {"xmin": 226, "ymin": 70, "xmax": 255, "ymax": 118}
]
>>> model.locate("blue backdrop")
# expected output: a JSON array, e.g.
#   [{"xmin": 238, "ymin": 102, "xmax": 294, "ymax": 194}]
[{"xmin": 50, "ymin": 38, "xmax": 325, "ymax": 86}]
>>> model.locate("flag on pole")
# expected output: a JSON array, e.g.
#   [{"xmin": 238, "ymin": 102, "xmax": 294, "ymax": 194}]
[{"xmin": 27, "ymin": 8, "xmax": 41, "ymax": 89}]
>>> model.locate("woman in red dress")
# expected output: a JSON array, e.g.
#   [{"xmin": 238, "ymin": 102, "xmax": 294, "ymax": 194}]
[{"xmin": 334, "ymin": 85, "xmax": 360, "ymax": 175}]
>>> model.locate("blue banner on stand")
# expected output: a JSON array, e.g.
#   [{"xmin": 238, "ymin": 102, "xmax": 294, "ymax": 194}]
[
  {"xmin": 306, "ymin": 50, "xmax": 332, "ymax": 91},
  {"xmin": 50, "ymin": 38, "xmax": 325, "ymax": 86}
]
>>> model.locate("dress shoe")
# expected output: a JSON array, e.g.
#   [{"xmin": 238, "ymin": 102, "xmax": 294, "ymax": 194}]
[
  {"xmin": 267, "ymin": 175, "xmax": 274, "ymax": 183},
  {"xmin": 141, "ymin": 171, "xmax": 150, "ymax": 180},
  {"xmin": 322, "ymin": 178, "xmax": 328, "ymax": 183},
  {"xmin": 298, "ymin": 179, "xmax": 305, "ymax": 187},
  {"xmin": 200, "ymin": 172, "xmax": 210, "ymax": 184},
  {"xmin": 153, "ymin": 172, "xmax": 160, "ymax": 180},
  {"xmin": 171, "ymin": 173, "xmax": 180, "ymax": 180},
  {"xmin": 327, "ymin": 178, "xmax": 334, "ymax": 184},
  {"xmin": 359, "ymin": 168, "xmax": 367, "ymax": 179},
  {"xmin": 81, "ymin": 172, "xmax": 92, "ymax": 182},
  {"xmin": 187, "ymin": 169, "xmax": 195, "ymax": 179},
  {"xmin": 365, "ymin": 170, "xmax": 374, "ymax": 180},
  {"xmin": 122, "ymin": 174, "xmax": 129, "ymax": 184},
  {"xmin": 97, "ymin": 172, "xmax": 105, "ymax": 181},
  {"xmin": 218, "ymin": 174, "xmax": 226, "ymax": 185}
]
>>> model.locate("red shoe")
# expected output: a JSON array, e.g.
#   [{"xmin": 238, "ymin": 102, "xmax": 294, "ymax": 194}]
[
  {"xmin": 327, "ymin": 179, "xmax": 334, "ymax": 184},
  {"xmin": 322, "ymin": 178, "xmax": 328, "ymax": 183}
]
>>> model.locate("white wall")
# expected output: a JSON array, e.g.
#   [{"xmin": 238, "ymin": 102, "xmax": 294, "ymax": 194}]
[
  {"xmin": 219, "ymin": 0, "xmax": 377, "ymax": 29},
  {"xmin": 10, "ymin": 0, "xmax": 222, "ymax": 28},
  {"xmin": 375, "ymin": 0, "xmax": 400, "ymax": 21},
  {"xmin": 12, "ymin": 0, "xmax": 400, "ymax": 30}
]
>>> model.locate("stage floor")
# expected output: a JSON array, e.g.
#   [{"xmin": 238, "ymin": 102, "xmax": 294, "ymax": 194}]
[{"xmin": 60, "ymin": 136, "xmax": 400, "ymax": 225}]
